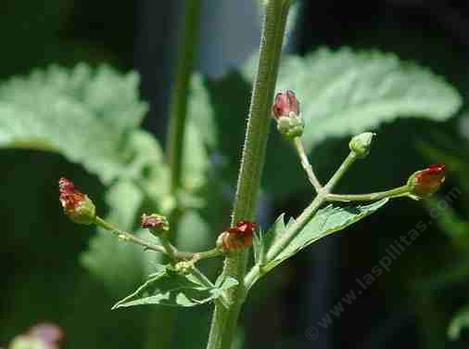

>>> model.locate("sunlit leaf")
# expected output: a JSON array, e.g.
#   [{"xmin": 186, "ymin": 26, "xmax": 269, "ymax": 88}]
[{"xmin": 113, "ymin": 268, "xmax": 237, "ymax": 308}]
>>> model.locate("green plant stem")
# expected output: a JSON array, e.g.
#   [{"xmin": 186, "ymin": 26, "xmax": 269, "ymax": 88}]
[
  {"xmin": 158, "ymin": 234, "xmax": 178, "ymax": 262},
  {"xmin": 206, "ymin": 1, "xmax": 292, "ymax": 348},
  {"xmin": 244, "ymin": 193, "xmax": 324, "ymax": 288},
  {"xmin": 244, "ymin": 145, "xmax": 365, "ymax": 288},
  {"xmin": 324, "ymin": 151, "xmax": 357, "ymax": 192},
  {"xmin": 293, "ymin": 137, "xmax": 322, "ymax": 193},
  {"xmin": 150, "ymin": 2, "xmax": 201, "ymax": 348},
  {"xmin": 326, "ymin": 185, "xmax": 409, "ymax": 202},
  {"xmin": 166, "ymin": 0, "xmax": 201, "ymax": 194},
  {"xmin": 189, "ymin": 267, "xmax": 229, "ymax": 308},
  {"xmin": 94, "ymin": 216, "xmax": 222, "ymax": 261},
  {"xmin": 94, "ymin": 216, "xmax": 167, "ymax": 254}
]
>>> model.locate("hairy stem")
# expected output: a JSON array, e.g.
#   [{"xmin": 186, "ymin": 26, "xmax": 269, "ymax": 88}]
[
  {"xmin": 206, "ymin": 1, "xmax": 292, "ymax": 348},
  {"xmin": 293, "ymin": 137, "xmax": 322, "ymax": 193},
  {"xmin": 94, "ymin": 216, "xmax": 222, "ymax": 261},
  {"xmin": 244, "ymin": 193, "xmax": 324, "ymax": 288},
  {"xmin": 244, "ymin": 145, "xmax": 363, "ymax": 288},
  {"xmin": 94, "ymin": 216, "xmax": 167, "ymax": 254},
  {"xmin": 326, "ymin": 185, "xmax": 409, "ymax": 202},
  {"xmin": 324, "ymin": 152, "xmax": 358, "ymax": 192}
]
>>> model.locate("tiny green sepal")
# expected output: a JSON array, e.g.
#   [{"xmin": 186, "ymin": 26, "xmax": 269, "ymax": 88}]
[
  {"xmin": 277, "ymin": 115, "xmax": 304, "ymax": 139},
  {"xmin": 349, "ymin": 132, "xmax": 375, "ymax": 158}
]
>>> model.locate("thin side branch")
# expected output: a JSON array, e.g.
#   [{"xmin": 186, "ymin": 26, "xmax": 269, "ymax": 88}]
[
  {"xmin": 293, "ymin": 137, "xmax": 322, "ymax": 193},
  {"xmin": 94, "ymin": 216, "xmax": 222, "ymax": 262}
]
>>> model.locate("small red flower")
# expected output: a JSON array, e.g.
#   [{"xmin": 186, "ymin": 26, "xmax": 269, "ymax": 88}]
[
  {"xmin": 408, "ymin": 163, "xmax": 446, "ymax": 197},
  {"xmin": 141, "ymin": 213, "xmax": 169, "ymax": 235},
  {"xmin": 59, "ymin": 177, "xmax": 85, "ymax": 212},
  {"xmin": 272, "ymin": 90, "xmax": 300, "ymax": 119},
  {"xmin": 218, "ymin": 220, "xmax": 257, "ymax": 251},
  {"xmin": 58, "ymin": 177, "xmax": 96, "ymax": 224}
]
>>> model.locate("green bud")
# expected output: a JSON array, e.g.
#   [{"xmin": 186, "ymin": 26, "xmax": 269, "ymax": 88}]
[
  {"xmin": 174, "ymin": 261, "xmax": 194, "ymax": 275},
  {"xmin": 349, "ymin": 132, "xmax": 375, "ymax": 158},
  {"xmin": 277, "ymin": 115, "xmax": 304, "ymax": 140}
]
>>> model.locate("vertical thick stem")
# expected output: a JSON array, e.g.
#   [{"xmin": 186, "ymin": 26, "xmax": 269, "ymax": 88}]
[
  {"xmin": 147, "ymin": 2, "xmax": 201, "ymax": 349},
  {"xmin": 166, "ymin": 0, "xmax": 201, "ymax": 194},
  {"xmin": 206, "ymin": 1, "xmax": 292, "ymax": 348}
]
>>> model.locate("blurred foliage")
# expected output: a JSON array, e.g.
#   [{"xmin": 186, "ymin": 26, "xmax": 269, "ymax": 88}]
[
  {"xmin": 1, "ymin": 1, "xmax": 469, "ymax": 348},
  {"xmin": 406, "ymin": 123, "xmax": 469, "ymax": 347}
]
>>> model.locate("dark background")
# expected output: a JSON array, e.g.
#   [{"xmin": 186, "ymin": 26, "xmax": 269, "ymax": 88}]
[{"xmin": 1, "ymin": 0, "xmax": 469, "ymax": 348}]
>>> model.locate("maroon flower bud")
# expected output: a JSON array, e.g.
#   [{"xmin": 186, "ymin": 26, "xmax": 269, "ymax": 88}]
[
  {"xmin": 407, "ymin": 163, "xmax": 446, "ymax": 197},
  {"xmin": 141, "ymin": 213, "xmax": 169, "ymax": 236},
  {"xmin": 272, "ymin": 90, "xmax": 304, "ymax": 139},
  {"xmin": 58, "ymin": 177, "xmax": 96, "ymax": 225},
  {"xmin": 217, "ymin": 220, "xmax": 257, "ymax": 251},
  {"xmin": 272, "ymin": 90, "xmax": 300, "ymax": 119}
]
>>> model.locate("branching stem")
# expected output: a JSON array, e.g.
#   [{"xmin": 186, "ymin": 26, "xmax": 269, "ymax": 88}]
[
  {"xmin": 326, "ymin": 186, "xmax": 409, "ymax": 202},
  {"xmin": 94, "ymin": 216, "xmax": 222, "ymax": 262},
  {"xmin": 206, "ymin": 1, "xmax": 293, "ymax": 348},
  {"xmin": 292, "ymin": 137, "xmax": 322, "ymax": 193}
]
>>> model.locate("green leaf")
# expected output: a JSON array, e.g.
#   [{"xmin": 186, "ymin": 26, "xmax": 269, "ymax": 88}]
[
  {"xmin": 253, "ymin": 228, "xmax": 266, "ymax": 265},
  {"xmin": 448, "ymin": 306, "xmax": 469, "ymax": 340},
  {"xmin": 113, "ymin": 268, "xmax": 238, "ymax": 308},
  {"xmin": 0, "ymin": 64, "xmax": 151, "ymax": 184},
  {"xmin": 245, "ymin": 48, "xmax": 462, "ymax": 150},
  {"xmin": 80, "ymin": 180, "xmax": 161, "ymax": 296},
  {"xmin": 179, "ymin": 74, "xmax": 216, "ymax": 203},
  {"xmin": 189, "ymin": 49, "xmax": 461, "ymax": 200},
  {"xmin": 262, "ymin": 199, "xmax": 388, "ymax": 273}
]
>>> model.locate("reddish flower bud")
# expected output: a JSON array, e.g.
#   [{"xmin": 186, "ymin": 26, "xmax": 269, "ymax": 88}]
[
  {"xmin": 272, "ymin": 90, "xmax": 300, "ymax": 119},
  {"xmin": 407, "ymin": 163, "xmax": 446, "ymax": 197},
  {"xmin": 58, "ymin": 177, "xmax": 96, "ymax": 225},
  {"xmin": 141, "ymin": 213, "xmax": 169, "ymax": 235},
  {"xmin": 272, "ymin": 90, "xmax": 304, "ymax": 139},
  {"xmin": 217, "ymin": 220, "xmax": 257, "ymax": 251}
]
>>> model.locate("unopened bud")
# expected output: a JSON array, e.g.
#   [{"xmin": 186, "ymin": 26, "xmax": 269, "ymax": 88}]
[
  {"xmin": 349, "ymin": 132, "xmax": 375, "ymax": 158},
  {"xmin": 174, "ymin": 261, "xmax": 193, "ymax": 275},
  {"xmin": 272, "ymin": 90, "xmax": 304, "ymax": 139},
  {"xmin": 58, "ymin": 177, "xmax": 96, "ymax": 225},
  {"xmin": 407, "ymin": 163, "xmax": 446, "ymax": 198},
  {"xmin": 272, "ymin": 90, "xmax": 300, "ymax": 119},
  {"xmin": 217, "ymin": 220, "xmax": 257, "ymax": 251},
  {"xmin": 141, "ymin": 213, "xmax": 169, "ymax": 236}
]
